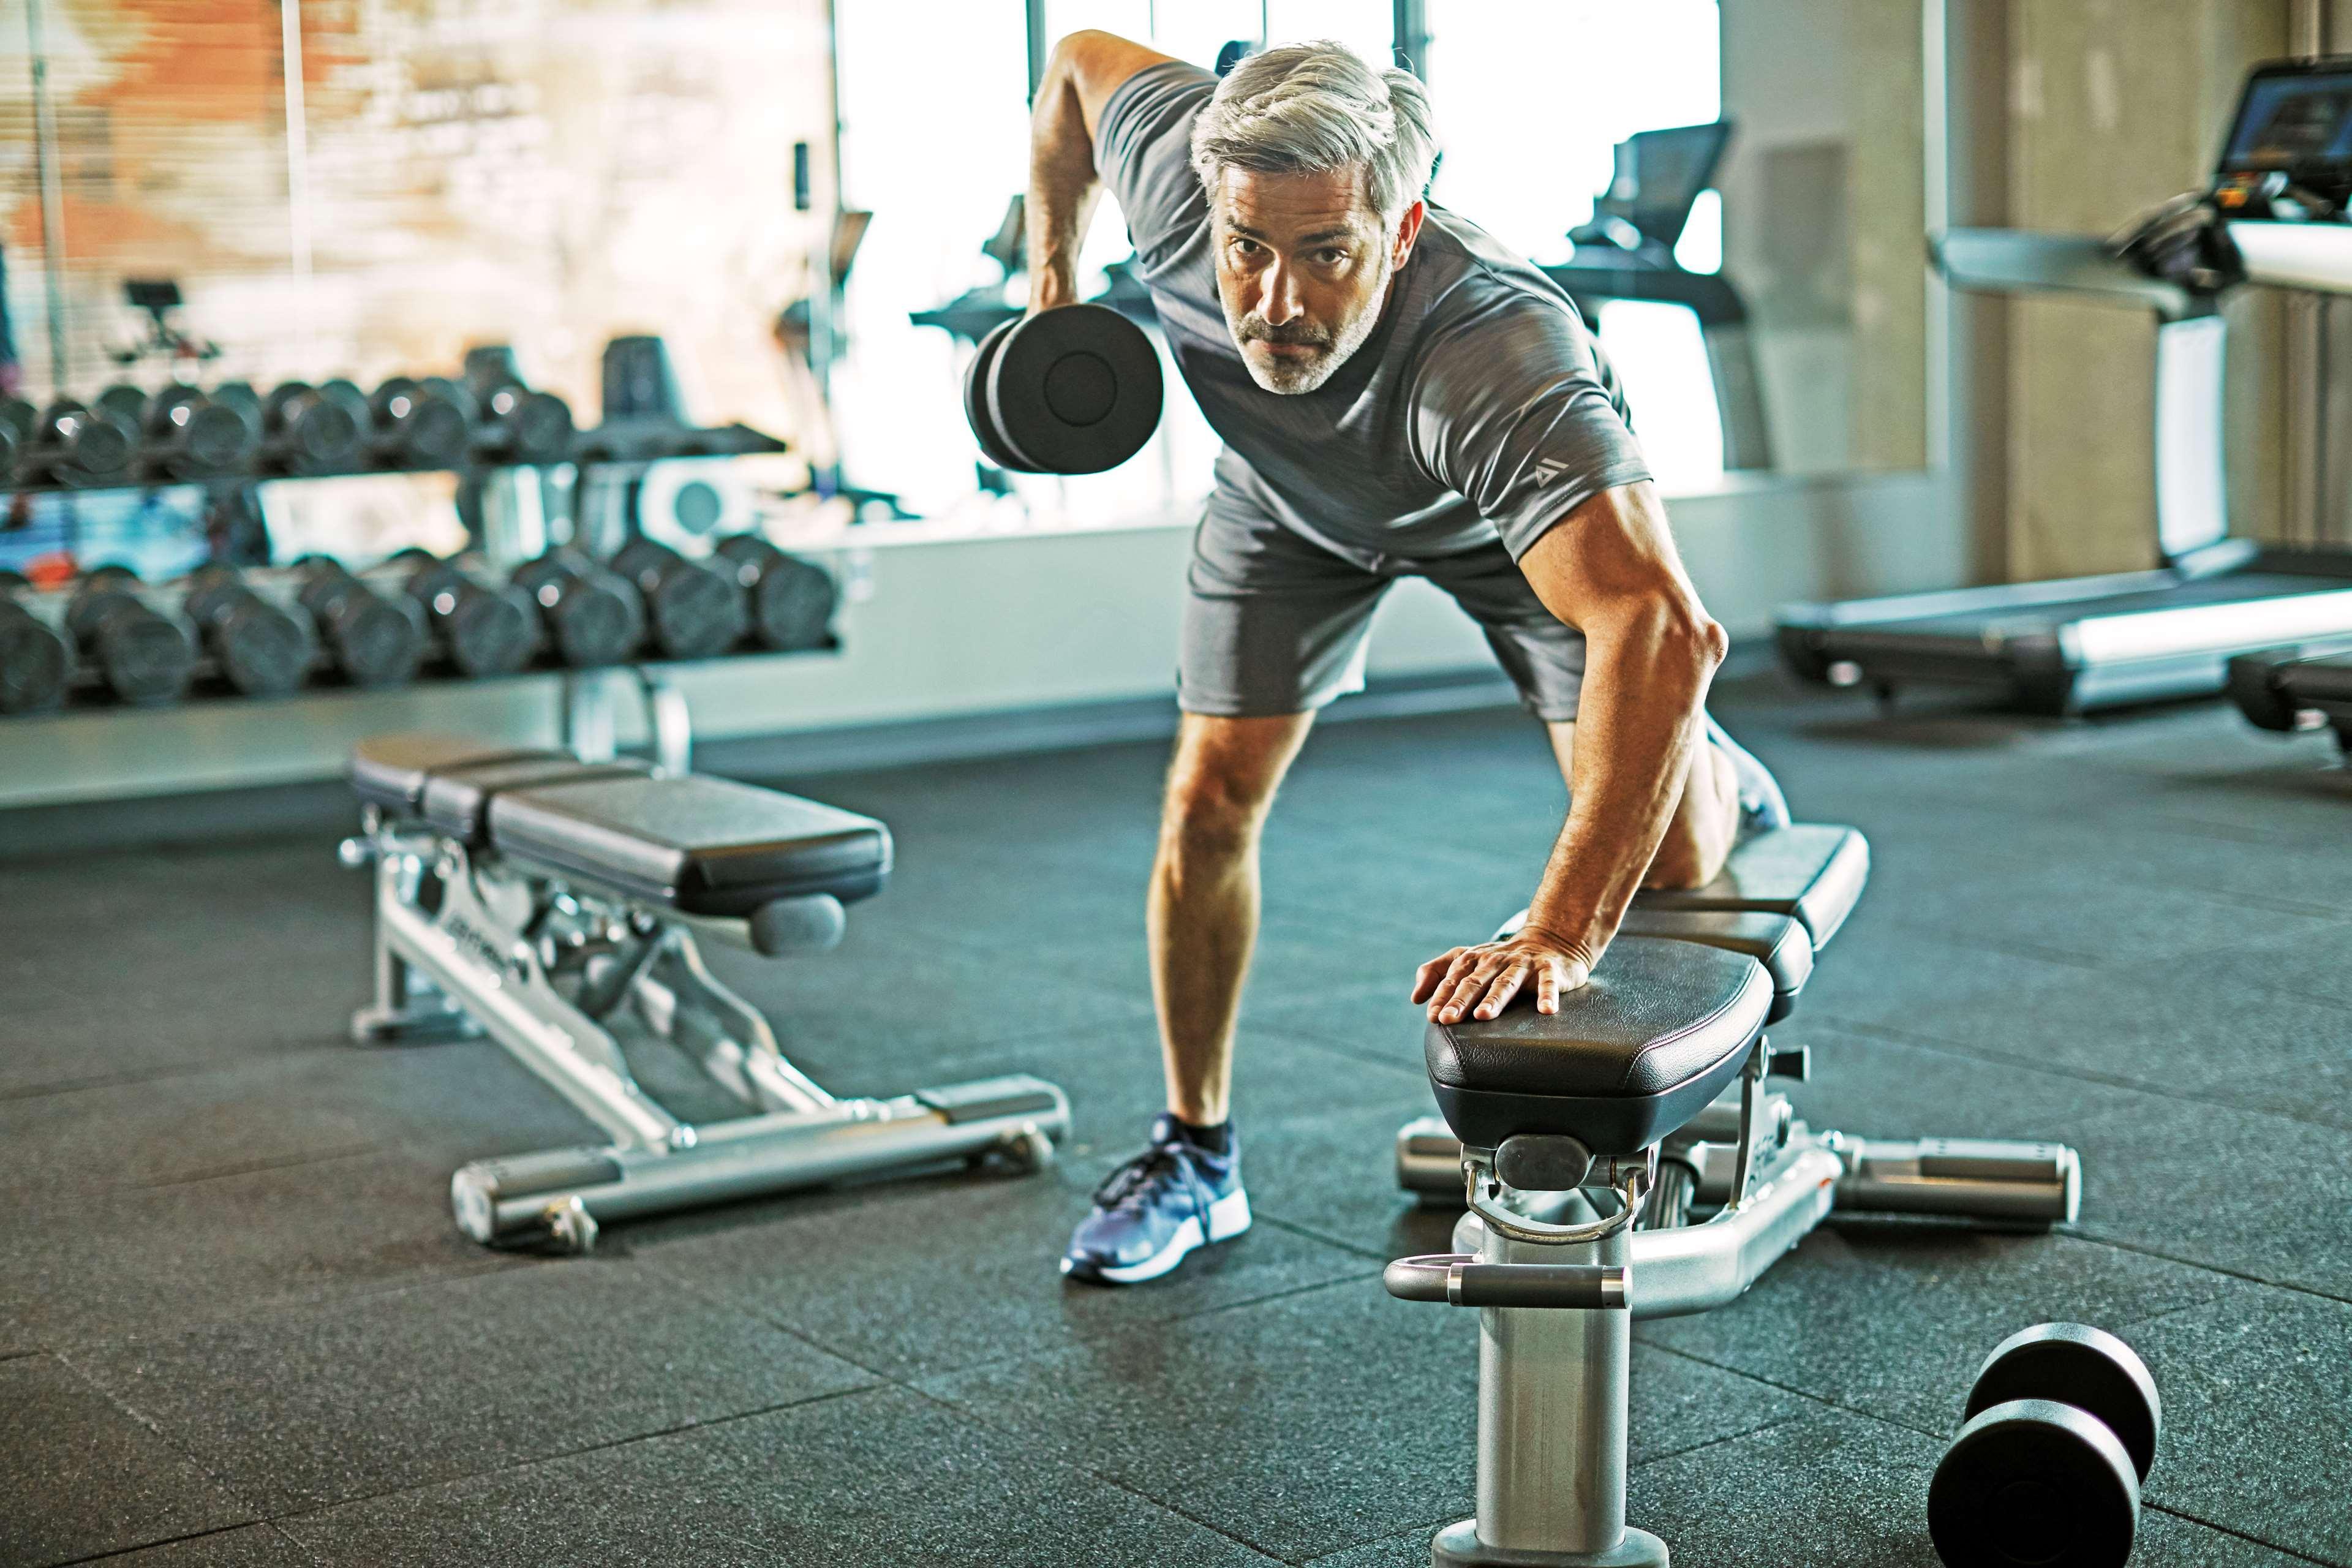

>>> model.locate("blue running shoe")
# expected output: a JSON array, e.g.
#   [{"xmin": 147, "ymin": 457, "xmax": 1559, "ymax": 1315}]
[
  {"xmin": 1061, "ymin": 1115, "xmax": 1251, "ymax": 1284},
  {"xmin": 1705, "ymin": 713, "xmax": 1790, "ymax": 831}
]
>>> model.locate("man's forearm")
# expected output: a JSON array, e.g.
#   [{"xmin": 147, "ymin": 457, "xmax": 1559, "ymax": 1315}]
[
  {"xmin": 1026, "ymin": 58, "xmax": 1104, "ymax": 311},
  {"xmin": 1521, "ymin": 608, "xmax": 1725, "ymax": 957}
]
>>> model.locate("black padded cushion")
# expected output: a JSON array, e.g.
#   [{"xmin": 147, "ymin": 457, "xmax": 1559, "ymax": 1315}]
[
  {"xmin": 1425, "ymin": 937, "xmax": 1772, "ymax": 1156},
  {"xmin": 420, "ymin": 756, "xmax": 651, "ymax": 846},
  {"xmin": 1616, "ymin": 908, "xmax": 1814, "ymax": 1023},
  {"xmin": 1633, "ymin": 824, "xmax": 1869, "ymax": 948},
  {"xmin": 488, "ymin": 772, "xmax": 891, "ymax": 914},
  {"xmin": 349, "ymin": 733, "xmax": 557, "ymax": 813}
]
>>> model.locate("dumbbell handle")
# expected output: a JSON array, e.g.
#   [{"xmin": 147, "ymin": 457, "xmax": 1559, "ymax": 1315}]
[{"xmin": 1384, "ymin": 1254, "xmax": 1629, "ymax": 1310}]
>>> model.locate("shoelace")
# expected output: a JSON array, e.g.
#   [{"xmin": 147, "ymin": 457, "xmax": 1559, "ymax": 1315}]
[{"xmin": 1092, "ymin": 1144, "xmax": 1210, "ymax": 1220}]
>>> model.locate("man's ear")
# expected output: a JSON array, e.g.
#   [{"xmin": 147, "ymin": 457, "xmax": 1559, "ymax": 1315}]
[{"xmin": 1392, "ymin": 200, "xmax": 1427, "ymax": 267}]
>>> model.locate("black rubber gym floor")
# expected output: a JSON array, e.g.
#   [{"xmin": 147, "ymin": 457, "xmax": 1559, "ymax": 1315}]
[{"xmin": 4, "ymin": 670, "xmax": 2350, "ymax": 1567}]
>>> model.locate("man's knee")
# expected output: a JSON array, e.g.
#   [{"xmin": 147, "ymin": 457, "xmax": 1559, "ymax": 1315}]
[
  {"xmin": 1159, "ymin": 718, "xmax": 1305, "ymax": 868},
  {"xmin": 1642, "ymin": 741, "xmax": 1741, "ymax": 889},
  {"xmin": 1642, "ymin": 831, "xmax": 1728, "ymax": 891},
  {"xmin": 1160, "ymin": 765, "xmax": 1270, "ymax": 865}
]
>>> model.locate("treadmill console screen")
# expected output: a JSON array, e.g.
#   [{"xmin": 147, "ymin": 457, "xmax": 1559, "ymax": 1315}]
[{"xmin": 2215, "ymin": 58, "xmax": 2352, "ymax": 214}]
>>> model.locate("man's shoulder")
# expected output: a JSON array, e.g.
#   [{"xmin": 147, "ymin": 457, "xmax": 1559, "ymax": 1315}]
[
  {"xmin": 1096, "ymin": 59, "xmax": 1216, "ymax": 171},
  {"xmin": 1396, "ymin": 212, "xmax": 1624, "ymax": 424},
  {"xmin": 1411, "ymin": 208, "xmax": 1581, "ymax": 333}
]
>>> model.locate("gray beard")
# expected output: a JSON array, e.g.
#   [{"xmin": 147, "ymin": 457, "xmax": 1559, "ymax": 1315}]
[{"xmin": 1229, "ymin": 252, "xmax": 1394, "ymax": 396}]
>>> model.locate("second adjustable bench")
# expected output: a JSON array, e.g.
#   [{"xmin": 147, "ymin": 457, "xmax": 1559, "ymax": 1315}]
[{"xmin": 341, "ymin": 733, "xmax": 1071, "ymax": 1253}]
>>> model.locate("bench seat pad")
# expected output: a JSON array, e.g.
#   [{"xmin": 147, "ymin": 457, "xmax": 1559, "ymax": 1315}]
[
  {"xmin": 420, "ymin": 756, "xmax": 650, "ymax": 845},
  {"xmin": 349, "ymin": 734, "xmax": 559, "ymax": 813},
  {"xmin": 1633, "ymin": 823, "xmax": 1869, "ymax": 948},
  {"xmin": 488, "ymin": 772, "xmax": 891, "ymax": 914},
  {"xmin": 1614, "ymin": 908, "xmax": 1814, "ymax": 1022},
  {"xmin": 1425, "ymin": 937, "xmax": 1771, "ymax": 1156}
]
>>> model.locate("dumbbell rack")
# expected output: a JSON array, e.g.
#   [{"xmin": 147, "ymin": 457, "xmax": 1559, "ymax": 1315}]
[
  {"xmin": 2, "ymin": 457, "xmax": 823, "ymax": 744},
  {"xmin": 2, "ymin": 595, "xmax": 827, "ymax": 779}
]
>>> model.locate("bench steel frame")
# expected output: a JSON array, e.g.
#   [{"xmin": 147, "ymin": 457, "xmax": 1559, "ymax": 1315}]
[
  {"xmin": 1385, "ymin": 823, "xmax": 2080, "ymax": 1566},
  {"xmin": 345, "ymin": 810, "xmax": 1069, "ymax": 1253},
  {"xmin": 1390, "ymin": 1048, "xmax": 2079, "ymax": 1566}
]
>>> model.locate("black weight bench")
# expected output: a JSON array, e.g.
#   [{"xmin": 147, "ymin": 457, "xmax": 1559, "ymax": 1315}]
[
  {"xmin": 340, "ymin": 733, "xmax": 1069, "ymax": 1253},
  {"xmin": 1395, "ymin": 824, "xmax": 1864, "ymax": 1194},
  {"xmin": 2230, "ymin": 638, "xmax": 2352, "ymax": 758},
  {"xmin": 1385, "ymin": 823, "xmax": 2081, "ymax": 1567}
]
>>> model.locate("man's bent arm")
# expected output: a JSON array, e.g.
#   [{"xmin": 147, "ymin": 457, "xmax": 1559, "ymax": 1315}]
[
  {"xmin": 1414, "ymin": 481, "xmax": 1725, "ymax": 1023},
  {"xmin": 1520, "ymin": 482, "xmax": 1725, "ymax": 959},
  {"xmin": 1027, "ymin": 31, "xmax": 1176, "ymax": 312}
]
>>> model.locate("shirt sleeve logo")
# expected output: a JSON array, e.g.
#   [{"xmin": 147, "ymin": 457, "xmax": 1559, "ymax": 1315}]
[{"xmin": 1531, "ymin": 458, "xmax": 1572, "ymax": 487}]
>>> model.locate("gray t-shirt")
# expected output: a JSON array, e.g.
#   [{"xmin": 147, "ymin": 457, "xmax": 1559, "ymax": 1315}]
[{"xmin": 1095, "ymin": 61, "xmax": 1651, "ymax": 567}]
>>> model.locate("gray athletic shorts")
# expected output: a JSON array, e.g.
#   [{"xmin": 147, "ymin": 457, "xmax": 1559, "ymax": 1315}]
[{"xmin": 1178, "ymin": 489, "xmax": 1587, "ymax": 721}]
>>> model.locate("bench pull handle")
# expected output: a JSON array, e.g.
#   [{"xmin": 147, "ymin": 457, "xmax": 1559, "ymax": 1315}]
[{"xmin": 1384, "ymin": 1254, "xmax": 1629, "ymax": 1310}]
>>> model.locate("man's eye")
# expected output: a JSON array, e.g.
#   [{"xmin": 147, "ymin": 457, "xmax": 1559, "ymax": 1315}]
[
  {"xmin": 1317, "ymin": 249, "xmax": 1348, "ymax": 265},
  {"xmin": 1232, "ymin": 238, "xmax": 1262, "ymax": 255}
]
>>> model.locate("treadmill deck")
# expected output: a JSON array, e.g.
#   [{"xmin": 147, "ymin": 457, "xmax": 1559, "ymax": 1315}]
[{"xmin": 1777, "ymin": 556, "xmax": 2352, "ymax": 712}]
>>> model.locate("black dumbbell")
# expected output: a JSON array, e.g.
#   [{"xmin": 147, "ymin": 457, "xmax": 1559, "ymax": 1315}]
[
  {"xmin": 20, "ymin": 400, "xmax": 135, "ymax": 488},
  {"xmin": 461, "ymin": 350, "xmax": 575, "ymax": 465},
  {"xmin": 712, "ymin": 534, "xmax": 835, "ymax": 650},
  {"xmin": 962, "ymin": 303, "xmax": 1162, "ymax": 475},
  {"xmin": 609, "ymin": 537, "xmax": 750, "ymax": 660},
  {"xmin": 178, "ymin": 565, "xmax": 318, "ymax": 698},
  {"xmin": 316, "ymin": 377, "xmax": 369, "ymax": 420},
  {"xmin": 378, "ymin": 549, "xmax": 537, "ymax": 677},
  {"xmin": 64, "ymin": 565, "xmax": 198, "ymax": 704},
  {"xmin": 208, "ymin": 381, "xmax": 263, "ymax": 430},
  {"xmin": 141, "ymin": 386, "xmax": 261, "ymax": 478},
  {"xmin": 510, "ymin": 549, "xmax": 647, "ymax": 668},
  {"xmin": 0, "ymin": 568, "xmax": 74, "ymax": 714},
  {"xmin": 1928, "ymin": 1322, "xmax": 2161, "ymax": 1568},
  {"xmin": 260, "ymin": 382, "xmax": 364, "ymax": 476},
  {"xmin": 362, "ymin": 376, "xmax": 475, "ymax": 470},
  {"xmin": 291, "ymin": 557, "xmax": 426, "ymax": 688},
  {"xmin": 95, "ymin": 383, "xmax": 151, "ymax": 431},
  {"xmin": 601, "ymin": 336, "xmax": 690, "ymax": 423}
]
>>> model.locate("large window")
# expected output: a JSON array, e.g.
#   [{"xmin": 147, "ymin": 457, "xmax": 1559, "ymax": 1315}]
[
  {"xmin": 834, "ymin": 1, "xmax": 1396, "ymax": 524},
  {"xmin": 832, "ymin": 1, "xmax": 1744, "ymax": 518},
  {"xmin": 829, "ymin": 2, "xmax": 1036, "ymax": 520},
  {"xmin": 1422, "ymin": 0, "xmax": 1726, "ymax": 486}
]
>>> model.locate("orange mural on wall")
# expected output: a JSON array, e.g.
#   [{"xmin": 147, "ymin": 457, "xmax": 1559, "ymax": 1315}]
[{"xmin": 2, "ymin": 0, "xmax": 834, "ymax": 443}]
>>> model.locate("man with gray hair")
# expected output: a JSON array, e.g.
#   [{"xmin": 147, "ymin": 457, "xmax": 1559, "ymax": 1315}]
[{"xmin": 1033, "ymin": 32, "xmax": 1787, "ymax": 1284}]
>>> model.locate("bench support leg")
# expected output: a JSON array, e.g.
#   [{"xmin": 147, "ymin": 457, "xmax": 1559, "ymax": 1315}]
[
  {"xmin": 1435, "ymin": 1211, "xmax": 1670, "ymax": 1567},
  {"xmin": 351, "ymin": 846, "xmax": 481, "ymax": 1044}
]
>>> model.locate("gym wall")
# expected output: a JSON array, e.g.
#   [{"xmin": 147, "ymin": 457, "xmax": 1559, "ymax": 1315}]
[
  {"xmin": 2000, "ymin": 0, "xmax": 2293, "ymax": 579},
  {"xmin": 1719, "ymin": 0, "xmax": 1929, "ymax": 478},
  {"xmin": 1, "ymin": 0, "xmax": 836, "ymax": 445}
]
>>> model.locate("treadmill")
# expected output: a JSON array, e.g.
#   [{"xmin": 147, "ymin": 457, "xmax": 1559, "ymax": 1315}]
[
  {"xmin": 1540, "ymin": 120, "xmax": 1774, "ymax": 471},
  {"xmin": 1777, "ymin": 56, "xmax": 2352, "ymax": 714},
  {"xmin": 2229, "ymin": 636, "xmax": 2352, "ymax": 755}
]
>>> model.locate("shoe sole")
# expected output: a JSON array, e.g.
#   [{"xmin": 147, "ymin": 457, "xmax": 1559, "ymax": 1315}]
[{"xmin": 1062, "ymin": 1189, "xmax": 1252, "ymax": 1285}]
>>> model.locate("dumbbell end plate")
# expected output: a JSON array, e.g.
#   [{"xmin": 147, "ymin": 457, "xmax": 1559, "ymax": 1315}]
[
  {"xmin": 986, "ymin": 304, "xmax": 1163, "ymax": 475},
  {"xmin": 1930, "ymin": 1399, "xmax": 2139, "ymax": 1568},
  {"xmin": 963, "ymin": 318, "xmax": 1038, "ymax": 473}
]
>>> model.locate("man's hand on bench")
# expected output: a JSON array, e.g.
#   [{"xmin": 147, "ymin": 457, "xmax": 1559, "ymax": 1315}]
[{"xmin": 1412, "ymin": 926, "xmax": 1597, "ymax": 1023}]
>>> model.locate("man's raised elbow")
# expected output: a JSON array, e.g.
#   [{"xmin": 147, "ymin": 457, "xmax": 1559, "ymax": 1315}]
[
  {"xmin": 1655, "ymin": 595, "xmax": 1728, "ymax": 682},
  {"xmin": 1692, "ymin": 609, "xmax": 1731, "ymax": 673}
]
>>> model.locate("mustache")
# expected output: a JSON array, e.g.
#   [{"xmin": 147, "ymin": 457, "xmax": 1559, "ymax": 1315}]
[{"xmin": 1235, "ymin": 317, "xmax": 1333, "ymax": 349}]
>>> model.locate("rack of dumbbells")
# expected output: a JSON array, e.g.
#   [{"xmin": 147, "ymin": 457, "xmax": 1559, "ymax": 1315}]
[{"xmin": 0, "ymin": 339, "xmax": 839, "ymax": 733}]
